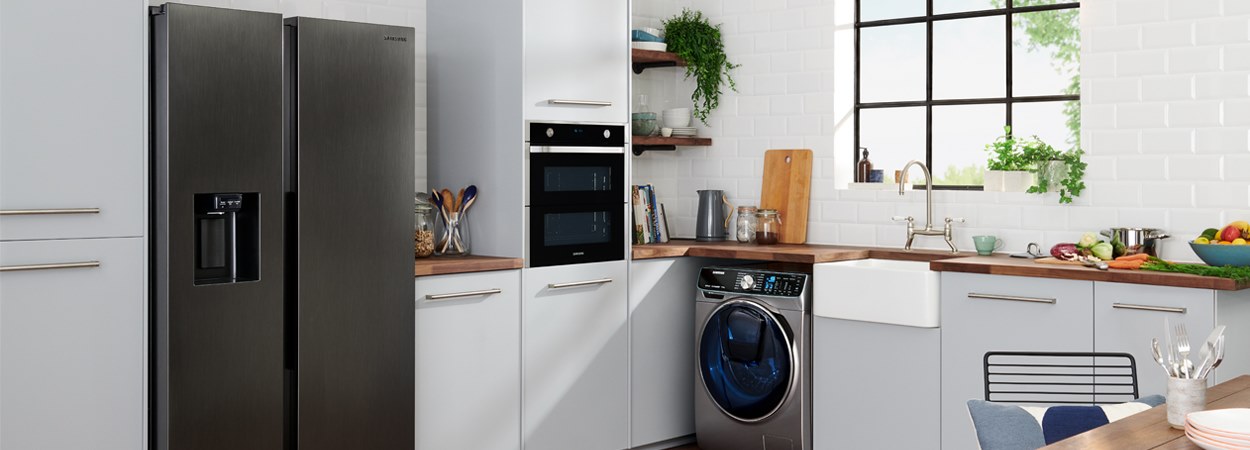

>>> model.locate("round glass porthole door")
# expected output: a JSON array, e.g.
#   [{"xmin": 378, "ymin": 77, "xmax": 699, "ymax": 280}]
[{"xmin": 699, "ymin": 299, "xmax": 794, "ymax": 422}]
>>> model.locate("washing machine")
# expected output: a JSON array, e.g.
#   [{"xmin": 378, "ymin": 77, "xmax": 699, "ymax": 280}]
[{"xmin": 694, "ymin": 265, "xmax": 811, "ymax": 450}]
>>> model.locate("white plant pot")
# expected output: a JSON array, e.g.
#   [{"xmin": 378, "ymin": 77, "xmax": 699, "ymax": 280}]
[
  {"xmin": 1037, "ymin": 160, "xmax": 1067, "ymax": 190},
  {"xmin": 1000, "ymin": 170, "xmax": 1034, "ymax": 192},
  {"xmin": 983, "ymin": 170, "xmax": 1005, "ymax": 192}
]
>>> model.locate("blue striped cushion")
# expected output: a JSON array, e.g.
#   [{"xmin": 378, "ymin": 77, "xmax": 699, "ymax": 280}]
[{"xmin": 966, "ymin": 395, "xmax": 1165, "ymax": 450}]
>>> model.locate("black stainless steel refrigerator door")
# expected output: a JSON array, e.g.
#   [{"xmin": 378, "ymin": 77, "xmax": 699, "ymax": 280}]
[
  {"xmin": 151, "ymin": 4, "xmax": 285, "ymax": 450},
  {"xmin": 285, "ymin": 17, "xmax": 415, "ymax": 450}
]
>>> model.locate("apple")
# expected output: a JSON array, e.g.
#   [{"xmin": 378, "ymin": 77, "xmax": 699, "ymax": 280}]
[{"xmin": 1221, "ymin": 225, "xmax": 1242, "ymax": 242}]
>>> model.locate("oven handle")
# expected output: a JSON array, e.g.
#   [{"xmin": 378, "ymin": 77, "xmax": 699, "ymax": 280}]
[
  {"xmin": 528, "ymin": 145, "xmax": 626, "ymax": 154},
  {"xmin": 547, "ymin": 99, "xmax": 613, "ymax": 107},
  {"xmin": 548, "ymin": 278, "xmax": 614, "ymax": 289}
]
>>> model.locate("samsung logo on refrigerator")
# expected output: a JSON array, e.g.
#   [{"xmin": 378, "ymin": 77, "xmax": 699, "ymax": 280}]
[{"xmin": 383, "ymin": 36, "xmax": 407, "ymax": 42}]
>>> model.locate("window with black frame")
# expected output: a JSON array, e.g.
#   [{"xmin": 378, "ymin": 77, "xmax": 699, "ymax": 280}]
[{"xmin": 854, "ymin": 0, "xmax": 1080, "ymax": 189}]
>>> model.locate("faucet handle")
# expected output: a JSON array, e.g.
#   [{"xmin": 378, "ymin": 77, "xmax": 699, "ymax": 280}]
[
  {"xmin": 891, "ymin": 215, "xmax": 914, "ymax": 223},
  {"xmin": 945, "ymin": 217, "xmax": 966, "ymax": 224}
]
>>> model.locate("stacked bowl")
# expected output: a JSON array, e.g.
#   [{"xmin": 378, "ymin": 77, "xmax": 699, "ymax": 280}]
[{"xmin": 662, "ymin": 108, "xmax": 691, "ymax": 128}]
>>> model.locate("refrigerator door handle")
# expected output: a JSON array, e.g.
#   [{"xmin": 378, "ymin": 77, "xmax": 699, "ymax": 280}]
[{"xmin": 424, "ymin": 288, "xmax": 503, "ymax": 301}]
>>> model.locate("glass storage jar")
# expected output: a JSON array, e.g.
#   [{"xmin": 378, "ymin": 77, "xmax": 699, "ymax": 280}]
[
  {"xmin": 414, "ymin": 202, "xmax": 436, "ymax": 258},
  {"xmin": 735, "ymin": 205, "xmax": 758, "ymax": 243},
  {"xmin": 755, "ymin": 209, "xmax": 781, "ymax": 245}
]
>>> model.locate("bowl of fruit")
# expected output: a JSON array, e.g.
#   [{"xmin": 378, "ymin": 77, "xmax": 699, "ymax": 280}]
[{"xmin": 1190, "ymin": 221, "xmax": 1250, "ymax": 267}]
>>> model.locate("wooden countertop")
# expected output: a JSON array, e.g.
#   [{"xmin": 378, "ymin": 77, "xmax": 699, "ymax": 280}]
[
  {"xmin": 931, "ymin": 256, "xmax": 1250, "ymax": 291},
  {"xmin": 414, "ymin": 255, "xmax": 523, "ymax": 277},
  {"xmin": 634, "ymin": 240, "xmax": 1250, "ymax": 290},
  {"xmin": 631, "ymin": 239, "xmax": 975, "ymax": 264},
  {"xmin": 1042, "ymin": 375, "xmax": 1250, "ymax": 449}
]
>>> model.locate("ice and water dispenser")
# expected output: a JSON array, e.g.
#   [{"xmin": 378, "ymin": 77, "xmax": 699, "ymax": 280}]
[{"xmin": 194, "ymin": 193, "xmax": 260, "ymax": 285}]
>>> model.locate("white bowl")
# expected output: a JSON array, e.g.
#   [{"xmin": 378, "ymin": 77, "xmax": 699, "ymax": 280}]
[
  {"xmin": 663, "ymin": 116, "xmax": 690, "ymax": 128},
  {"xmin": 631, "ymin": 41, "xmax": 667, "ymax": 52}
]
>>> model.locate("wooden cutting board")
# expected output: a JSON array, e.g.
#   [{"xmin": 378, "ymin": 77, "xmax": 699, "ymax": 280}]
[
  {"xmin": 759, "ymin": 149, "xmax": 813, "ymax": 244},
  {"xmin": 1034, "ymin": 257, "xmax": 1084, "ymax": 266}
]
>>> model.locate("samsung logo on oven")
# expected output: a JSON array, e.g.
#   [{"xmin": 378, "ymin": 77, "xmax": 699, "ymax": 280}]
[
  {"xmin": 572, "ymin": 252, "xmax": 585, "ymax": 256},
  {"xmin": 383, "ymin": 36, "xmax": 407, "ymax": 42}
]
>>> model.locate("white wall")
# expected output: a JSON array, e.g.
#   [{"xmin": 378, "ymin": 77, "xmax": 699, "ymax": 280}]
[
  {"xmin": 153, "ymin": 0, "xmax": 429, "ymax": 193},
  {"xmin": 632, "ymin": 0, "xmax": 1250, "ymax": 262}
]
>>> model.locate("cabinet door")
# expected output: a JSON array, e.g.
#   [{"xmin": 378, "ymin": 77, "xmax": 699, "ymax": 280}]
[
  {"xmin": 416, "ymin": 270, "xmax": 522, "ymax": 450},
  {"xmin": 523, "ymin": 260, "xmax": 628, "ymax": 450},
  {"xmin": 0, "ymin": 0, "xmax": 146, "ymax": 240},
  {"xmin": 940, "ymin": 273, "xmax": 1094, "ymax": 450},
  {"xmin": 0, "ymin": 238, "xmax": 145, "ymax": 449},
  {"xmin": 522, "ymin": 0, "xmax": 628, "ymax": 123},
  {"xmin": 1094, "ymin": 282, "xmax": 1215, "ymax": 399},
  {"xmin": 629, "ymin": 258, "xmax": 700, "ymax": 447}
]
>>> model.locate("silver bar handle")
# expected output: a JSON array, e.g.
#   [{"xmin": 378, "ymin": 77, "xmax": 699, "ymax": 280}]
[
  {"xmin": 0, "ymin": 208, "xmax": 100, "ymax": 216},
  {"xmin": 968, "ymin": 293, "xmax": 1056, "ymax": 304},
  {"xmin": 425, "ymin": 288, "xmax": 503, "ymax": 301},
  {"xmin": 547, "ymin": 99, "xmax": 613, "ymax": 107},
  {"xmin": 1112, "ymin": 303, "xmax": 1187, "ymax": 314},
  {"xmin": 548, "ymin": 278, "xmax": 614, "ymax": 289},
  {"xmin": 0, "ymin": 261, "xmax": 101, "ymax": 272}
]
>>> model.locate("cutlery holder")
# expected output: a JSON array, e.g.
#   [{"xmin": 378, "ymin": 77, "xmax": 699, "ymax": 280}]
[{"xmin": 1167, "ymin": 377, "xmax": 1206, "ymax": 429}]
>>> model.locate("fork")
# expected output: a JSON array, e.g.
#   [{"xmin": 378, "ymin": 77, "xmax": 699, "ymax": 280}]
[{"xmin": 1176, "ymin": 324, "xmax": 1193, "ymax": 378}]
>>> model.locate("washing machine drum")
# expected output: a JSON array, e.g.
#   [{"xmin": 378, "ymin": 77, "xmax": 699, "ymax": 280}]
[{"xmin": 699, "ymin": 299, "xmax": 794, "ymax": 422}]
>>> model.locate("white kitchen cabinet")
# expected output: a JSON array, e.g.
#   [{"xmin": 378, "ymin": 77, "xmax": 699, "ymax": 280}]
[
  {"xmin": 415, "ymin": 269, "xmax": 522, "ymax": 450},
  {"xmin": 0, "ymin": 0, "xmax": 146, "ymax": 241},
  {"xmin": 1094, "ymin": 282, "xmax": 1215, "ymax": 399},
  {"xmin": 0, "ymin": 238, "xmax": 145, "ymax": 450},
  {"xmin": 940, "ymin": 273, "xmax": 1094, "ymax": 450},
  {"xmin": 522, "ymin": 260, "xmax": 628, "ymax": 450},
  {"xmin": 522, "ymin": 0, "xmax": 628, "ymax": 123},
  {"xmin": 628, "ymin": 258, "xmax": 702, "ymax": 448}
]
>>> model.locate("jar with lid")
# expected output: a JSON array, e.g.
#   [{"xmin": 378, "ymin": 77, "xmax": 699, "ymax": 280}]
[
  {"xmin": 414, "ymin": 201, "xmax": 436, "ymax": 258},
  {"xmin": 735, "ymin": 206, "xmax": 758, "ymax": 243},
  {"xmin": 755, "ymin": 209, "xmax": 781, "ymax": 245}
]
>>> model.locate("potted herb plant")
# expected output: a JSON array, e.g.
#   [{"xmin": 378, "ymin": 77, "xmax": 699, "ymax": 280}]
[
  {"xmin": 663, "ymin": 9, "xmax": 739, "ymax": 125},
  {"xmin": 983, "ymin": 126, "xmax": 1032, "ymax": 192}
]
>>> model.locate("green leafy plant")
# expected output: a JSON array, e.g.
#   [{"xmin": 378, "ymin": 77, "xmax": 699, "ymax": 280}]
[
  {"xmin": 984, "ymin": 126, "xmax": 1087, "ymax": 204},
  {"xmin": 663, "ymin": 9, "xmax": 739, "ymax": 125}
]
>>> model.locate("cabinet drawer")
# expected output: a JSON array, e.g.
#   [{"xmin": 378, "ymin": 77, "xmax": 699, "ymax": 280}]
[
  {"xmin": 415, "ymin": 269, "xmax": 521, "ymax": 450},
  {"xmin": 1095, "ymin": 282, "xmax": 1214, "ymax": 397},
  {"xmin": 0, "ymin": 238, "xmax": 145, "ymax": 449},
  {"xmin": 0, "ymin": 0, "xmax": 146, "ymax": 241}
]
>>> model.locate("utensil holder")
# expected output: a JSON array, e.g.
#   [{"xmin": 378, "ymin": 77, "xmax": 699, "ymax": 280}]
[
  {"xmin": 436, "ymin": 211, "xmax": 470, "ymax": 256},
  {"xmin": 1166, "ymin": 377, "xmax": 1206, "ymax": 429}
]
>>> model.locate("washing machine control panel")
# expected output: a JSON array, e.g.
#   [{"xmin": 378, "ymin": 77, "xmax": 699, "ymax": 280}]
[{"xmin": 698, "ymin": 268, "xmax": 807, "ymax": 297}]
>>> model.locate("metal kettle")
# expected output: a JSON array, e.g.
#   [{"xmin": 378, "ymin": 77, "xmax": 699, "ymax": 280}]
[{"xmin": 695, "ymin": 190, "xmax": 733, "ymax": 241}]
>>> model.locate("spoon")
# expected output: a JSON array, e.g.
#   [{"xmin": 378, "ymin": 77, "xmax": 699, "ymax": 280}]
[
  {"xmin": 1151, "ymin": 338, "xmax": 1172, "ymax": 377},
  {"xmin": 441, "ymin": 189, "xmax": 456, "ymax": 213},
  {"xmin": 460, "ymin": 185, "xmax": 478, "ymax": 214},
  {"xmin": 456, "ymin": 188, "xmax": 465, "ymax": 213}
]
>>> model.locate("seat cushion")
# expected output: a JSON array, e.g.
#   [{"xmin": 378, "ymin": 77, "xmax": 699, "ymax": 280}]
[{"xmin": 966, "ymin": 395, "xmax": 1165, "ymax": 450}]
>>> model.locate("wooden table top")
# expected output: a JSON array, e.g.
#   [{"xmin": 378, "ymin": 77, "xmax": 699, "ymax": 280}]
[{"xmin": 1042, "ymin": 375, "xmax": 1250, "ymax": 449}]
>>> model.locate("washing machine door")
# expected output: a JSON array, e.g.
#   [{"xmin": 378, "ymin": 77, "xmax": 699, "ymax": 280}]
[{"xmin": 698, "ymin": 298, "xmax": 795, "ymax": 422}]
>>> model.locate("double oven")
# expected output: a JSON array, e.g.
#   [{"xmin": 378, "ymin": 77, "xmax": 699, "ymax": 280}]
[{"xmin": 525, "ymin": 122, "xmax": 627, "ymax": 267}]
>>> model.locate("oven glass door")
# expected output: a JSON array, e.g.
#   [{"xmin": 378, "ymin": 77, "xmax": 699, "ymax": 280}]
[
  {"xmin": 529, "ymin": 204, "xmax": 624, "ymax": 267},
  {"xmin": 529, "ymin": 152, "xmax": 623, "ymax": 206}
]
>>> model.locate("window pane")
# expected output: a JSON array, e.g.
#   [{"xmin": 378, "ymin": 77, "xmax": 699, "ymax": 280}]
[
  {"xmin": 933, "ymin": 17, "xmax": 1006, "ymax": 99},
  {"xmin": 861, "ymin": 24, "xmax": 927, "ymax": 103},
  {"xmin": 1013, "ymin": 9, "xmax": 1081, "ymax": 96},
  {"xmin": 860, "ymin": 107, "xmax": 926, "ymax": 181},
  {"xmin": 932, "ymin": 104, "xmax": 1005, "ymax": 186},
  {"xmin": 861, "ymin": 0, "xmax": 926, "ymax": 22},
  {"xmin": 934, "ymin": 0, "xmax": 1000, "ymax": 14},
  {"xmin": 1013, "ymin": 101, "xmax": 1079, "ymax": 152}
]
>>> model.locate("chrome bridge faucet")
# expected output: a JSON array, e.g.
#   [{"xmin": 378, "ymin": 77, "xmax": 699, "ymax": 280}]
[{"xmin": 892, "ymin": 160, "xmax": 964, "ymax": 253}]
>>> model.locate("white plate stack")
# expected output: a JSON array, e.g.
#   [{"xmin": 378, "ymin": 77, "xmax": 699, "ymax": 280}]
[
  {"xmin": 1186, "ymin": 409, "xmax": 1250, "ymax": 450},
  {"xmin": 662, "ymin": 108, "xmax": 691, "ymax": 128},
  {"xmin": 669, "ymin": 127, "xmax": 697, "ymax": 137}
]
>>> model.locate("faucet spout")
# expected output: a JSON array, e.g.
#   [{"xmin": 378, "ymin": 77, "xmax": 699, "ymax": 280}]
[{"xmin": 899, "ymin": 160, "xmax": 933, "ymax": 231}]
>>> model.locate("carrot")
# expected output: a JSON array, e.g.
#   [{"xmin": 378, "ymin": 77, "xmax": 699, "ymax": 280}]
[
  {"xmin": 1115, "ymin": 253, "xmax": 1151, "ymax": 262},
  {"xmin": 1107, "ymin": 260, "xmax": 1145, "ymax": 270}
]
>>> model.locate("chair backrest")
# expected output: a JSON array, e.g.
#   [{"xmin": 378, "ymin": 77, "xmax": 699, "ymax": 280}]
[{"xmin": 983, "ymin": 352, "xmax": 1139, "ymax": 405}]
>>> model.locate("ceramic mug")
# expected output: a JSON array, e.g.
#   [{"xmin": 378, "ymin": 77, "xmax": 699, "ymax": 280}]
[
  {"xmin": 972, "ymin": 235, "xmax": 1003, "ymax": 256},
  {"xmin": 661, "ymin": 127, "xmax": 673, "ymax": 137}
]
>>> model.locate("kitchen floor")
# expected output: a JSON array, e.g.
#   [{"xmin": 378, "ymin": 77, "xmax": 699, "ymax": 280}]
[{"xmin": 666, "ymin": 445, "xmax": 699, "ymax": 449}]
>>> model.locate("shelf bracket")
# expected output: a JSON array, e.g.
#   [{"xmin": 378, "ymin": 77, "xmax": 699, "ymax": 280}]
[
  {"xmin": 632, "ymin": 61, "xmax": 678, "ymax": 74},
  {"xmin": 632, "ymin": 145, "xmax": 677, "ymax": 156}
]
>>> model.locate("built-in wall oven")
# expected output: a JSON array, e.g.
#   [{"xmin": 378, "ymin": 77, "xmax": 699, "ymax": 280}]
[{"xmin": 526, "ymin": 122, "xmax": 626, "ymax": 267}]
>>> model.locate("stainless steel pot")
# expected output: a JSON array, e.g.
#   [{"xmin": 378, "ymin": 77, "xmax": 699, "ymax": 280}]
[{"xmin": 1101, "ymin": 227, "xmax": 1170, "ymax": 257}]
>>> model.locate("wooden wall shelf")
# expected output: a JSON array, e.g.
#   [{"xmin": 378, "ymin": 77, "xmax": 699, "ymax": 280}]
[
  {"xmin": 631, "ymin": 49, "xmax": 686, "ymax": 74},
  {"xmin": 632, "ymin": 136, "xmax": 712, "ymax": 155}
]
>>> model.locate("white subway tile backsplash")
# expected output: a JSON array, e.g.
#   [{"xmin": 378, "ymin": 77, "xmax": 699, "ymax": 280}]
[
  {"xmin": 1119, "ymin": 0, "xmax": 1167, "ymax": 24},
  {"xmin": 1142, "ymin": 21, "xmax": 1194, "ymax": 48},
  {"xmin": 1168, "ymin": 46, "xmax": 1222, "ymax": 73},
  {"xmin": 1195, "ymin": 127, "xmax": 1250, "ymax": 152},
  {"xmin": 1168, "ymin": 101, "xmax": 1223, "ymax": 126},
  {"xmin": 1195, "ymin": 182, "xmax": 1250, "ymax": 207},
  {"xmin": 1092, "ymin": 26, "xmax": 1143, "ymax": 52},
  {"xmin": 1141, "ymin": 129, "xmax": 1194, "ymax": 154},
  {"xmin": 1117, "ymin": 50, "xmax": 1168, "ymax": 76},
  {"xmin": 1224, "ymin": 154, "xmax": 1250, "ymax": 179},
  {"xmin": 1195, "ymin": 17, "xmax": 1249, "ymax": 45},
  {"xmin": 1091, "ymin": 79, "xmax": 1142, "ymax": 103},
  {"xmin": 1227, "ymin": 44, "xmax": 1250, "ymax": 70},
  {"xmin": 1117, "ymin": 102, "xmax": 1168, "ymax": 128},
  {"xmin": 1142, "ymin": 75, "xmax": 1194, "ymax": 101},
  {"xmin": 1169, "ymin": 0, "xmax": 1221, "ymax": 20},
  {"xmin": 1090, "ymin": 181, "xmax": 1144, "ymax": 206},
  {"xmin": 1168, "ymin": 155, "xmax": 1224, "ymax": 180},
  {"xmin": 1194, "ymin": 72, "xmax": 1250, "ymax": 98}
]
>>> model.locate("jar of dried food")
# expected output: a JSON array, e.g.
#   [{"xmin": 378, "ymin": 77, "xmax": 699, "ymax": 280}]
[
  {"xmin": 735, "ymin": 205, "xmax": 758, "ymax": 243},
  {"xmin": 414, "ymin": 202, "xmax": 436, "ymax": 258},
  {"xmin": 755, "ymin": 209, "xmax": 781, "ymax": 245}
]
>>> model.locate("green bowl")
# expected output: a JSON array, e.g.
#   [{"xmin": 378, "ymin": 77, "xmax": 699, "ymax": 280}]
[{"xmin": 1189, "ymin": 241, "xmax": 1250, "ymax": 267}]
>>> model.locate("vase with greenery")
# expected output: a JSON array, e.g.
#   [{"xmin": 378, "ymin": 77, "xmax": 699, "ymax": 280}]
[
  {"xmin": 983, "ymin": 126, "xmax": 1033, "ymax": 193},
  {"xmin": 663, "ymin": 9, "xmax": 738, "ymax": 125}
]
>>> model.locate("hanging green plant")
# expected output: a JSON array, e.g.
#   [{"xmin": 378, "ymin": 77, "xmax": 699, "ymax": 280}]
[{"xmin": 663, "ymin": 9, "xmax": 739, "ymax": 125}]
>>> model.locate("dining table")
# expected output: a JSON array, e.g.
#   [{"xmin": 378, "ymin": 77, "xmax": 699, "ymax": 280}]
[{"xmin": 1042, "ymin": 375, "xmax": 1250, "ymax": 449}]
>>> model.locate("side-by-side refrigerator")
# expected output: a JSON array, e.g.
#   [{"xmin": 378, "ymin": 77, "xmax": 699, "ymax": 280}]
[{"xmin": 150, "ymin": 4, "xmax": 414, "ymax": 450}]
